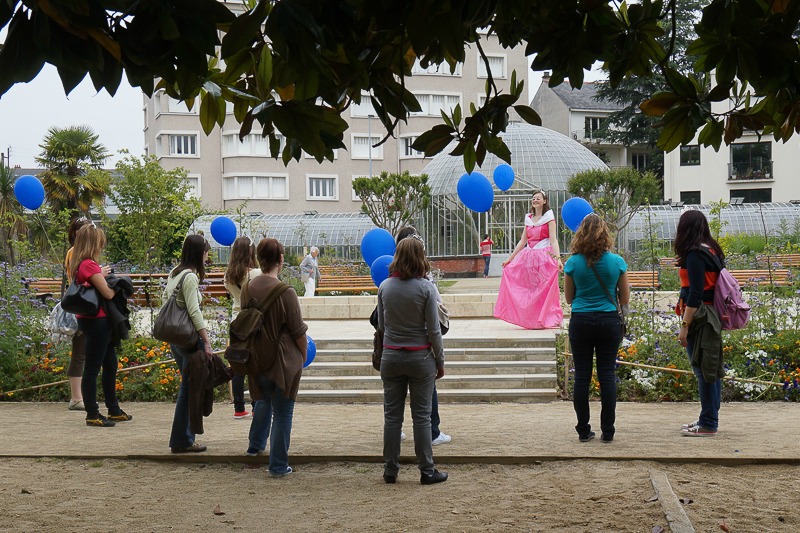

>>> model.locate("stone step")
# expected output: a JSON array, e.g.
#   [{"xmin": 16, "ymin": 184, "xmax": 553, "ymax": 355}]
[
  {"xmin": 296, "ymin": 388, "xmax": 556, "ymax": 403},
  {"xmin": 298, "ymin": 373, "xmax": 558, "ymax": 391},
  {"xmin": 316, "ymin": 337, "xmax": 557, "ymax": 350},
  {"xmin": 303, "ymin": 360, "xmax": 557, "ymax": 376},
  {"xmin": 316, "ymin": 347, "xmax": 555, "ymax": 362},
  {"xmin": 300, "ymin": 293, "xmax": 499, "ymax": 320}
]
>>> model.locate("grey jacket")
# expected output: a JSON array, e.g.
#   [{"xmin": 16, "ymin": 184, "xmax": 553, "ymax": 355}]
[
  {"xmin": 299, "ymin": 254, "xmax": 320, "ymax": 281},
  {"xmin": 689, "ymin": 303, "xmax": 724, "ymax": 383},
  {"xmin": 377, "ymin": 276, "xmax": 444, "ymax": 366}
]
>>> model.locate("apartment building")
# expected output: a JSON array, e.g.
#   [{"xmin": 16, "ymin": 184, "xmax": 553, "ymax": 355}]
[{"xmin": 143, "ymin": 12, "xmax": 528, "ymax": 214}]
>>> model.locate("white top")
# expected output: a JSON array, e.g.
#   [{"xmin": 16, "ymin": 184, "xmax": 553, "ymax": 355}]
[
  {"xmin": 525, "ymin": 210, "xmax": 555, "ymax": 250},
  {"xmin": 224, "ymin": 268, "xmax": 262, "ymax": 314}
]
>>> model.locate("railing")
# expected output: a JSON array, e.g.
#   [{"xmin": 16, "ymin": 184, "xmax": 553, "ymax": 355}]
[{"xmin": 728, "ymin": 160, "xmax": 773, "ymax": 181}]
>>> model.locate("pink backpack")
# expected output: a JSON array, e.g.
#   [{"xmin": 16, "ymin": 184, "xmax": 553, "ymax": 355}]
[{"xmin": 704, "ymin": 249, "xmax": 750, "ymax": 330}]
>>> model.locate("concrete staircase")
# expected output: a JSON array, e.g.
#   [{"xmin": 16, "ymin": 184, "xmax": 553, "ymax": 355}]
[{"xmin": 297, "ymin": 285, "xmax": 559, "ymax": 403}]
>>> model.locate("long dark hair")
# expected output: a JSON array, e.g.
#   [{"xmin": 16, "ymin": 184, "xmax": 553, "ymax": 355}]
[
  {"xmin": 673, "ymin": 210, "xmax": 724, "ymax": 267},
  {"xmin": 173, "ymin": 234, "xmax": 211, "ymax": 280}
]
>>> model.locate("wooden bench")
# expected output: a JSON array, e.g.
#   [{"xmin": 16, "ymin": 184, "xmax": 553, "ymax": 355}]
[
  {"xmin": 730, "ymin": 269, "xmax": 791, "ymax": 286},
  {"xmin": 756, "ymin": 254, "xmax": 800, "ymax": 268},
  {"xmin": 22, "ymin": 278, "xmax": 64, "ymax": 302},
  {"xmin": 658, "ymin": 257, "xmax": 677, "ymax": 268},
  {"xmin": 316, "ymin": 275, "xmax": 377, "ymax": 294},
  {"xmin": 318, "ymin": 264, "xmax": 366, "ymax": 276},
  {"xmin": 626, "ymin": 270, "xmax": 661, "ymax": 290}
]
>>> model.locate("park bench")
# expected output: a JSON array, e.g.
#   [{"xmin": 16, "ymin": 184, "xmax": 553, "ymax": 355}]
[
  {"xmin": 316, "ymin": 275, "xmax": 377, "ymax": 295},
  {"xmin": 318, "ymin": 264, "xmax": 365, "ymax": 276},
  {"xmin": 658, "ymin": 257, "xmax": 677, "ymax": 268},
  {"xmin": 729, "ymin": 269, "xmax": 791, "ymax": 287},
  {"xmin": 756, "ymin": 254, "xmax": 800, "ymax": 268},
  {"xmin": 22, "ymin": 277, "xmax": 64, "ymax": 302},
  {"xmin": 626, "ymin": 270, "xmax": 661, "ymax": 290}
]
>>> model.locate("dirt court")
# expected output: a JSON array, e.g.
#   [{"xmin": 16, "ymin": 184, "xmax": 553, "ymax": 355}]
[{"xmin": 0, "ymin": 458, "xmax": 797, "ymax": 532}]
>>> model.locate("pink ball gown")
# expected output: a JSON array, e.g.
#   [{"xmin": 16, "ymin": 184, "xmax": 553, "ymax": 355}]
[{"xmin": 493, "ymin": 210, "xmax": 563, "ymax": 329}]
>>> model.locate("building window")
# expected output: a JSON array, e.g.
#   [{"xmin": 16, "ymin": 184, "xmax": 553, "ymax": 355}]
[
  {"xmin": 729, "ymin": 142, "xmax": 772, "ymax": 180},
  {"xmin": 584, "ymin": 117, "xmax": 603, "ymax": 140},
  {"xmin": 307, "ymin": 175, "xmax": 338, "ymax": 200},
  {"xmin": 412, "ymin": 60, "xmax": 462, "ymax": 76},
  {"xmin": 477, "ymin": 54, "xmax": 506, "ymax": 79},
  {"xmin": 222, "ymin": 133, "xmax": 274, "ymax": 157},
  {"xmin": 631, "ymin": 153, "xmax": 647, "ymax": 171},
  {"xmin": 185, "ymin": 175, "xmax": 200, "ymax": 198},
  {"xmin": 167, "ymin": 97, "xmax": 197, "ymax": 114},
  {"xmin": 222, "ymin": 175, "xmax": 288, "ymax": 200},
  {"xmin": 350, "ymin": 93, "xmax": 377, "ymax": 117},
  {"xmin": 169, "ymin": 134, "xmax": 198, "ymax": 156},
  {"xmin": 680, "ymin": 145, "xmax": 701, "ymax": 166},
  {"xmin": 680, "ymin": 191, "xmax": 701, "ymax": 204},
  {"xmin": 412, "ymin": 93, "xmax": 462, "ymax": 117},
  {"xmin": 400, "ymin": 136, "xmax": 424, "ymax": 158},
  {"xmin": 351, "ymin": 135, "xmax": 383, "ymax": 159},
  {"xmin": 730, "ymin": 188, "xmax": 772, "ymax": 203}
]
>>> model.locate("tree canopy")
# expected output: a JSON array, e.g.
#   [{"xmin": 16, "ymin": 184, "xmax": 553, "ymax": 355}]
[
  {"xmin": 2, "ymin": 0, "xmax": 799, "ymax": 170},
  {"xmin": 353, "ymin": 171, "xmax": 431, "ymax": 235}
]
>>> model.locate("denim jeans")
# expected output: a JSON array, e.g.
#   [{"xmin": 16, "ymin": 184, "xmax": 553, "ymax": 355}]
[
  {"xmin": 169, "ymin": 341, "xmax": 199, "ymax": 449},
  {"xmin": 381, "ymin": 355, "xmax": 436, "ymax": 477},
  {"xmin": 248, "ymin": 374, "xmax": 295, "ymax": 475},
  {"xmin": 569, "ymin": 312, "xmax": 622, "ymax": 439},
  {"xmin": 686, "ymin": 337, "xmax": 721, "ymax": 431},
  {"xmin": 483, "ymin": 256, "xmax": 491, "ymax": 277},
  {"xmin": 77, "ymin": 317, "xmax": 119, "ymax": 419},
  {"xmin": 431, "ymin": 385, "xmax": 441, "ymax": 440}
]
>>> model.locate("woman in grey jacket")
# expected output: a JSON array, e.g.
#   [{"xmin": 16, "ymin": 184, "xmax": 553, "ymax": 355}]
[
  {"xmin": 377, "ymin": 236, "xmax": 447, "ymax": 485},
  {"xmin": 299, "ymin": 246, "xmax": 320, "ymax": 297}
]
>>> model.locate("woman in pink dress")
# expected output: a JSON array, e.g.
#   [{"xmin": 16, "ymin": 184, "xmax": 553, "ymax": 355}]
[{"xmin": 493, "ymin": 190, "xmax": 563, "ymax": 329}]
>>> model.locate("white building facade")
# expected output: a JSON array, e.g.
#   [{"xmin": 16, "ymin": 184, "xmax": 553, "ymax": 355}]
[{"xmin": 142, "ymin": 6, "xmax": 528, "ymax": 214}]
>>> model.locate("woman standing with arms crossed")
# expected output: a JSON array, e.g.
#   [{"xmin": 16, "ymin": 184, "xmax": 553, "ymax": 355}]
[
  {"xmin": 245, "ymin": 238, "xmax": 308, "ymax": 477},
  {"xmin": 70, "ymin": 224, "xmax": 132, "ymax": 427},
  {"xmin": 378, "ymin": 236, "xmax": 447, "ymax": 485},
  {"xmin": 675, "ymin": 210, "xmax": 725, "ymax": 437},
  {"xmin": 564, "ymin": 215, "xmax": 629, "ymax": 443},
  {"xmin": 224, "ymin": 236, "xmax": 261, "ymax": 419},
  {"xmin": 494, "ymin": 189, "xmax": 563, "ymax": 329},
  {"xmin": 166, "ymin": 235, "xmax": 215, "ymax": 453},
  {"xmin": 64, "ymin": 216, "xmax": 92, "ymax": 411}
]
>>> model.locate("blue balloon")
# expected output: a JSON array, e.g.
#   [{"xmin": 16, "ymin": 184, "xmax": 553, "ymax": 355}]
[
  {"xmin": 457, "ymin": 172, "xmax": 494, "ymax": 212},
  {"xmin": 561, "ymin": 197, "xmax": 595, "ymax": 232},
  {"xmin": 370, "ymin": 255, "xmax": 394, "ymax": 287},
  {"xmin": 304, "ymin": 336, "xmax": 316, "ymax": 368},
  {"xmin": 361, "ymin": 228, "xmax": 395, "ymax": 267},
  {"xmin": 13, "ymin": 175, "xmax": 45, "ymax": 210},
  {"xmin": 210, "ymin": 216, "xmax": 237, "ymax": 246},
  {"xmin": 493, "ymin": 164, "xmax": 515, "ymax": 191}
]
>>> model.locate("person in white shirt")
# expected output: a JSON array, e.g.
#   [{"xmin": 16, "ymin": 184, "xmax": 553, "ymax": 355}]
[{"xmin": 299, "ymin": 246, "xmax": 320, "ymax": 297}]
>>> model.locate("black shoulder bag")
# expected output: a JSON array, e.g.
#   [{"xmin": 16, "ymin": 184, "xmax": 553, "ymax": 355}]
[{"xmin": 589, "ymin": 264, "xmax": 627, "ymax": 338}]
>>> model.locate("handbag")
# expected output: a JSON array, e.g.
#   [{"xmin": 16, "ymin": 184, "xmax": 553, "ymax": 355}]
[
  {"xmin": 152, "ymin": 271, "xmax": 199, "ymax": 348},
  {"xmin": 60, "ymin": 275, "xmax": 100, "ymax": 316},
  {"xmin": 589, "ymin": 264, "xmax": 627, "ymax": 337}
]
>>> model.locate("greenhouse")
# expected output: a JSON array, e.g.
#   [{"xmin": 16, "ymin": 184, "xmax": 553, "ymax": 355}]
[
  {"xmin": 191, "ymin": 212, "xmax": 378, "ymax": 262},
  {"xmin": 418, "ymin": 122, "xmax": 608, "ymax": 257},
  {"xmin": 624, "ymin": 202, "xmax": 800, "ymax": 252}
]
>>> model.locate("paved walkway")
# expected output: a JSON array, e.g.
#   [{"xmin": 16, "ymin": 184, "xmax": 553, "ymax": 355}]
[{"xmin": 2, "ymin": 401, "xmax": 798, "ymax": 465}]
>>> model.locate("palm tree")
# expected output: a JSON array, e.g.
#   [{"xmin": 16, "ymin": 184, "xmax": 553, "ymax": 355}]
[
  {"xmin": 0, "ymin": 163, "xmax": 28, "ymax": 264},
  {"xmin": 36, "ymin": 125, "xmax": 111, "ymax": 217}
]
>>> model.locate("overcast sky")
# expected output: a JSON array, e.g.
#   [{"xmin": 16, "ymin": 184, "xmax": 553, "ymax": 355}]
[{"xmin": 0, "ymin": 62, "xmax": 603, "ymax": 170}]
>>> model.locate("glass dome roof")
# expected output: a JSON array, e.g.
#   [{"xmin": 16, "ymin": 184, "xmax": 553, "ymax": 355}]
[{"xmin": 422, "ymin": 122, "xmax": 608, "ymax": 195}]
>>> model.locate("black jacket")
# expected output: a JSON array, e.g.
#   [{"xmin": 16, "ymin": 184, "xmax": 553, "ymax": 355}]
[{"xmin": 104, "ymin": 275, "xmax": 134, "ymax": 348}]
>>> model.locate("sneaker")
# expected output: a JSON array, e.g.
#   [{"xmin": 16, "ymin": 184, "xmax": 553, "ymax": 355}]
[
  {"xmin": 269, "ymin": 466, "xmax": 293, "ymax": 478},
  {"xmin": 420, "ymin": 469, "xmax": 448, "ymax": 485},
  {"xmin": 171, "ymin": 443, "xmax": 207, "ymax": 453},
  {"xmin": 246, "ymin": 447, "xmax": 265, "ymax": 457},
  {"xmin": 400, "ymin": 431, "xmax": 406, "ymax": 441},
  {"xmin": 68, "ymin": 399, "xmax": 84, "ymax": 411},
  {"xmin": 431, "ymin": 432, "xmax": 452, "ymax": 446},
  {"xmin": 383, "ymin": 473, "xmax": 397, "ymax": 484},
  {"xmin": 681, "ymin": 420, "xmax": 700, "ymax": 430},
  {"xmin": 682, "ymin": 425, "xmax": 717, "ymax": 437},
  {"xmin": 86, "ymin": 415, "xmax": 116, "ymax": 427},
  {"xmin": 601, "ymin": 434, "xmax": 614, "ymax": 443},
  {"xmin": 107, "ymin": 410, "xmax": 133, "ymax": 422},
  {"xmin": 579, "ymin": 431, "xmax": 596, "ymax": 443},
  {"xmin": 234, "ymin": 410, "xmax": 252, "ymax": 419}
]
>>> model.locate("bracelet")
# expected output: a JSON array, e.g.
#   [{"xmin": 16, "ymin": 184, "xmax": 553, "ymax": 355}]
[{"xmin": 681, "ymin": 320, "xmax": 689, "ymax": 327}]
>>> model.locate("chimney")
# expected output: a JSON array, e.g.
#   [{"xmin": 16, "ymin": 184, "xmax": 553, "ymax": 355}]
[{"xmin": 542, "ymin": 71, "xmax": 550, "ymax": 83}]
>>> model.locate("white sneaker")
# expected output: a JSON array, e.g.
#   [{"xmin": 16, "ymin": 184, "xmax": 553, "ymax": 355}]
[
  {"xmin": 400, "ymin": 431, "xmax": 406, "ymax": 441},
  {"xmin": 68, "ymin": 399, "xmax": 84, "ymax": 411},
  {"xmin": 432, "ymin": 432, "xmax": 452, "ymax": 446}
]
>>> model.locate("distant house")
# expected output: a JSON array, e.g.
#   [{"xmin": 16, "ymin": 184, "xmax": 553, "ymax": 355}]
[
  {"xmin": 663, "ymin": 100, "xmax": 800, "ymax": 205},
  {"xmin": 530, "ymin": 74, "xmax": 650, "ymax": 170}
]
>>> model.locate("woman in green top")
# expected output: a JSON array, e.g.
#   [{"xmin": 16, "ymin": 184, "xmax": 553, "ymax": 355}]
[
  {"xmin": 564, "ymin": 214, "xmax": 629, "ymax": 443},
  {"xmin": 165, "ymin": 235, "xmax": 214, "ymax": 453}
]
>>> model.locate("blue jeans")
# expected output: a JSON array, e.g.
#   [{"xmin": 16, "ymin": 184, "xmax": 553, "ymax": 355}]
[
  {"xmin": 431, "ymin": 385, "xmax": 441, "ymax": 440},
  {"xmin": 483, "ymin": 256, "xmax": 491, "ymax": 276},
  {"xmin": 169, "ymin": 342, "xmax": 200, "ymax": 449},
  {"xmin": 569, "ymin": 312, "xmax": 622, "ymax": 439},
  {"xmin": 77, "ymin": 317, "xmax": 119, "ymax": 419},
  {"xmin": 381, "ymin": 355, "xmax": 436, "ymax": 477},
  {"xmin": 248, "ymin": 374, "xmax": 295, "ymax": 475},
  {"xmin": 686, "ymin": 337, "xmax": 721, "ymax": 431}
]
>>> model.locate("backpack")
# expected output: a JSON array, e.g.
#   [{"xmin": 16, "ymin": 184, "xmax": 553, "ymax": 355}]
[
  {"xmin": 225, "ymin": 279, "xmax": 291, "ymax": 376},
  {"xmin": 703, "ymin": 248, "xmax": 751, "ymax": 330}
]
